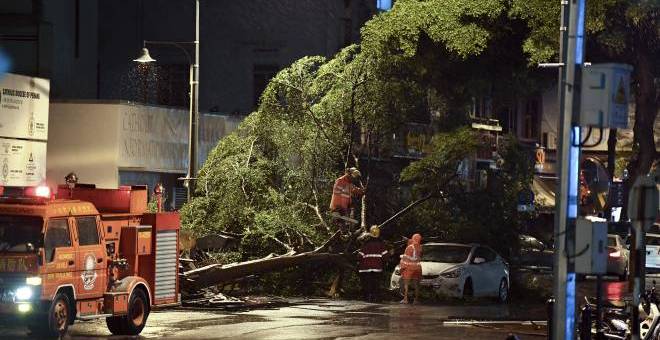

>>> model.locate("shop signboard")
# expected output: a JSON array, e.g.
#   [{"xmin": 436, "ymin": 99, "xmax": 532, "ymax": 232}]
[
  {"xmin": 0, "ymin": 73, "xmax": 49, "ymax": 141},
  {"xmin": 0, "ymin": 137, "xmax": 47, "ymax": 186}
]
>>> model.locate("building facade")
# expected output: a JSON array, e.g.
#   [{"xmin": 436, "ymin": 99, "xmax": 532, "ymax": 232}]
[{"xmin": 1, "ymin": 0, "xmax": 377, "ymax": 206}]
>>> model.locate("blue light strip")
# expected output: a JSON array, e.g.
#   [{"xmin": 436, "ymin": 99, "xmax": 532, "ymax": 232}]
[
  {"xmin": 568, "ymin": 126, "xmax": 580, "ymax": 218},
  {"xmin": 575, "ymin": 0, "xmax": 586, "ymax": 64},
  {"xmin": 565, "ymin": 272, "xmax": 576, "ymax": 339},
  {"xmin": 377, "ymin": 0, "xmax": 392, "ymax": 11},
  {"xmin": 0, "ymin": 48, "xmax": 10, "ymax": 80}
]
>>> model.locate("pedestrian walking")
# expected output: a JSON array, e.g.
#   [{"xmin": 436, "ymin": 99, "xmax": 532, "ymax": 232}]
[
  {"xmin": 399, "ymin": 233, "xmax": 422, "ymax": 304},
  {"xmin": 357, "ymin": 226, "xmax": 389, "ymax": 302}
]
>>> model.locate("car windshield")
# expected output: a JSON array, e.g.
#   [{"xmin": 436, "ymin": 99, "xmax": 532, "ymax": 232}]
[
  {"xmin": 646, "ymin": 236, "xmax": 660, "ymax": 246},
  {"xmin": 0, "ymin": 215, "xmax": 43, "ymax": 253},
  {"xmin": 608, "ymin": 237, "xmax": 617, "ymax": 247},
  {"xmin": 422, "ymin": 245, "xmax": 471, "ymax": 263}
]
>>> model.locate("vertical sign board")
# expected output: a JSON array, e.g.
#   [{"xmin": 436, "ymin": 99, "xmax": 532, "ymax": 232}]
[
  {"xmin": 0, "ymin": 73, "xmax": 49, "ymax": 186},
  {"xmin": 0, "ymin": 73, "xmax": 49, "ymax": 141},
  {"xmin": 0, "ymin": 138, "xmax": 47, "ymax": 186}
]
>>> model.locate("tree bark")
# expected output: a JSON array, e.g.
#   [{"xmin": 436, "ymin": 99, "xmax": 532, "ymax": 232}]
[
  {"xmin": 629, "ymin": 48, "xmax": 658, "ymax": 180},
  {"xmin": 182, "ymin": 251, "xmax": 348, "ymax": 292}
]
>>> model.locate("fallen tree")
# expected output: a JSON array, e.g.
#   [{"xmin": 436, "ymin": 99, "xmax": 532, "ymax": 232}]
[{"xmin": 182, "ymin": 251, "xmax": 349, "ymax": 292}]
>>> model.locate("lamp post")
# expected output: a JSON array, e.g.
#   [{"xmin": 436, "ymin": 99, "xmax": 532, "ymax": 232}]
[{"xmin": 133, "ymin": 0, "xmax": 199, "ymax": 203}]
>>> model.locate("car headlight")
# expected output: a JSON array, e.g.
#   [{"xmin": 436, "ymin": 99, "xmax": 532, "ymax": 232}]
[
  {"xmin": 26, "ymin": 276, "xmax": 42, "ymax": 286},
  {"xmin": 440, "ymin": 267, "xmax": 464, "ymax": 279},
  {"xmin": 14, "ymin": 286, "xmax": 33, "ymax": 301}
]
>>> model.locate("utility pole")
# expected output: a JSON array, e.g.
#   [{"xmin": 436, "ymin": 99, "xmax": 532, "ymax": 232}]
[
  {"xmin": 551, "ymin": 0, "xmax": 586, "ymax": 338},
  {"xmin": 187, "ymin": 0, "xmax": 200, "ymax": 202}
]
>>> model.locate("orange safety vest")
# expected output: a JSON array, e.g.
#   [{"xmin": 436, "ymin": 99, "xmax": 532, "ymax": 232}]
[
  {"xmin": 400, "ymin": 243, "xmax": 422, "ymax": 269},
  {"xmin": 329, "ymin": 175, "xmax": 363, "ymax": 212}
]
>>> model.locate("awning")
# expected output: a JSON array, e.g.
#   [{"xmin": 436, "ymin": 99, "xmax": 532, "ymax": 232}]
[{"xmin": 532, "ymin": 176, "xmax": 557, "ymax": 211}]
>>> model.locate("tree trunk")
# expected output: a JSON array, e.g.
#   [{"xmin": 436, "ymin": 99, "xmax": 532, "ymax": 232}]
[
  {"xmin": 182, "ymin": 251, "xmax": 348, "ymax": 292},
  {"xmin": 629, "ymin": 48, "xmax": 658, "ymax": 180},
  {"xmin": 606, "ymin": 128, "xmax": 617, "ymax": 220}
]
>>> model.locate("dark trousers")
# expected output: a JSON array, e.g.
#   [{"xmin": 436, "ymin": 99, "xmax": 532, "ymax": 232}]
[{"xmin": 359, "ymin": 271, "xmax": 382, "ymax": 302}]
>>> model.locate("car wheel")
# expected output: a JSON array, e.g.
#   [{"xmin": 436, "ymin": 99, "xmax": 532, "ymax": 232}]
[
  {"xmin": 497, "ymin": 278, "xmax": 509, "ymax": 303},
  {"xmin": 463, "ymin": 278, "xmax": 473, "ymax": 299}
]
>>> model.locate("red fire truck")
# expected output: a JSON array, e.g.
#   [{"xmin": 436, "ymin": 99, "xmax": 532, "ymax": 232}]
[{"xmin": 0, "ymin": 183, "xmax": 180, "ymax": 337}]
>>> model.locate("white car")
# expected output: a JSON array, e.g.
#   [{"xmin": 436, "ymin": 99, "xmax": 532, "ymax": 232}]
[
  {"xmin": 645, "ymin": 234, "xmax": 660, "ymax": 290},
  {"xmin": 607, "ymin": 234, "xmax": 629, "ymax": 280},
  {"xmin": 390, "ymin": 243, "xmax": 510, "ymax": 302},
  {"xmin": 646, "ymin": 234, "xmax": 660, "ymax": 271}
]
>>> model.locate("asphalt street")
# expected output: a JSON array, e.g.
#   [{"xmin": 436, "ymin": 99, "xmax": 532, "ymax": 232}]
[{"xmin": 2, "ymin": 299, "xmax": 547, "ymax": 340}]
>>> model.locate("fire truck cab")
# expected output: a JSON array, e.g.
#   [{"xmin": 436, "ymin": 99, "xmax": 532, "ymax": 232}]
[{"xmin": 0, "ymin": 184, "xmax": 180, "ymax": 337}]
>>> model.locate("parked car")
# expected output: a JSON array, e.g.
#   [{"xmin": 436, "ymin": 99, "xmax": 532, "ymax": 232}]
[
  {"xmin": 607, "ymin": 234, "xmax": 629, "ymax": 280},
  {"xmin": 519, "ymin": 234, "xmax": 547, "ymax": 252},
  {"xmin": 389, "ymin": 243, "xmax": 510, "ymax": 302},
  {"xmin": 646, "ymin": 234, "xmax": 660, "ymax": 290},
  {"xmin": 646, "ymin": 234, "xmax": 660, "ymax": 272}
]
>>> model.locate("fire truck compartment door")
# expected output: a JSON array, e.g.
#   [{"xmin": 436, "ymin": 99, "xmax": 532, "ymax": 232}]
[{"xmin": 73, "ymin": 216, "xmax": 107, "ymax": 300}]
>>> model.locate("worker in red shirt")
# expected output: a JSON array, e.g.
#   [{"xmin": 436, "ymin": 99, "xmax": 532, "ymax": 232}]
[
  {"xmin": 329, "ymin": 167, "xmax": 365, "ymax": 232},
  {"xmin": 357, "ymin": 226, "xmax": 389, "ymax": 302}
]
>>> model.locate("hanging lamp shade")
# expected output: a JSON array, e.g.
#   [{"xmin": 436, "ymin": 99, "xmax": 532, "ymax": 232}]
[{"xmin": 133, "ymin": 48, "xmax": 156, "ymax": 63}]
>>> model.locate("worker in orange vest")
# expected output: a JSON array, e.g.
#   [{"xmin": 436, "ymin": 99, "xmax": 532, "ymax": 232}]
[
  {"xmin": 399, "ymin": 233, "xmax": 423, "ymax": 304},
  {"xmin": 329, "ymin": 167, "xmax": 365, "ymax": 232}
]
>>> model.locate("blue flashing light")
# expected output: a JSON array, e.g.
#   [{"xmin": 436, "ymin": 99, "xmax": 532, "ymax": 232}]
[
  {"xmin": 377, "ymin": 0, "xmax": 392, "ymax": 11},
  {"xmin": 568, "ymin": 126, "xmax": 580, "ymax": 218},
  {"xmin": 565, "ymin": 272, "xmax": 576, "ymax": 339},
  {"xmin": 0, "ymin": 48, "xmax": 11, "ymax": 80},
  {"xmin": 575, "ymin": 0, "xmax": 586, "ymax": 64}
]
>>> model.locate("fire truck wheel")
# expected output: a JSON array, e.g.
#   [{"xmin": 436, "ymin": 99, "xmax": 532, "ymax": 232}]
[
  {"xmin": 106, "ymin": 288, "xmax": 150, "ymax": 335},
  {"xmin": 105, "ymin": 315, "xmax": 125, "ymax": 335},
  {"xmin": 29, "ymin": 292, "xmax": 71, "ymax": 338}
]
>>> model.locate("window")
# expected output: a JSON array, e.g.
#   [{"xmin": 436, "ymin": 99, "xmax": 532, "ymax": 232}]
[
  {"xmin": 76, "ymin": 217, "xmax": 99, "ymax": 246},
  {"xmin": 522, "ymin": 98, "xmax": 540, "ymax": 140},
  {"xmin": 45, "ymin": 219, "xmax": 71, "ymax": 262},
  {"xmin": 0, "ymin": 215, "xmax": 43, "ymax": 252},
  {"xmin": 422, "ymin": 245, "xmax": 471, "ymax": 263},
  {"xmin": 473, "ymin": 247, "xmax": 496, "ymax": 263}
]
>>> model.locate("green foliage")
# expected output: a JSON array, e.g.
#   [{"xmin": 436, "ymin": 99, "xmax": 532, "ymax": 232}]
[
  {"xmin": 362, "ymin": 0, "xmax": 506, "ymax": 59},
  {"xmin": 400, "ymin": 132, "xmax": 534, "ymax": 256},
  {"xmin": 182, "ymin": 0, "xmax": 542, "ymax": 273},
  {"xmin": 401, "ymin": 127, "xmax": 479, "ymax": 195}
]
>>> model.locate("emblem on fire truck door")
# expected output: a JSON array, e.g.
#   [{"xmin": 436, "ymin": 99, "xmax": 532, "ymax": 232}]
[{"xmin": 81, "ymin": 254, "xmax": 98, "ymax": 290}]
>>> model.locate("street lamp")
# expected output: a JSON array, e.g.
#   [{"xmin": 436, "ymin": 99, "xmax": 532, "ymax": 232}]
[
  {"xmin": 133, "ymin": 0, "xmax": 200, "ymax": 203},
  {"xmin": 133, "ymin": 48, "xmax": 156, "ymax": 63}
]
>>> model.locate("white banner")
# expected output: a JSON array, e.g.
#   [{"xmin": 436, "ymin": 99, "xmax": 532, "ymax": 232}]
[
  {"xmin": 0, "ymin": 73, "xmax": 50, "ymax": 141},
  {"xmin": 0, "ymin": 137, "xmax": 47, "ymax": 186},
  {"xmin": 117, "ymin": 104, "xmax": 242, "ymax": 173}
]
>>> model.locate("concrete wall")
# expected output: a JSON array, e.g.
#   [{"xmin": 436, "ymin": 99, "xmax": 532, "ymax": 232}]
[
  {"xmin": 47, "ymin": 102, "xmax": 120, "ymax": 188},
  {"xmin": 47, "ymin": 101, "xmax": 244, "ymax": 189},
  {"xmin": 0, "ymin": 0, "xmax": 98, "ymax": 98}
]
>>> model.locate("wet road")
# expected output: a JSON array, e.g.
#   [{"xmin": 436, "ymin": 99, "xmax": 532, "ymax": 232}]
[{"xmin": 3, "ymin": 299, "xmax": 547, "ymax": 340}]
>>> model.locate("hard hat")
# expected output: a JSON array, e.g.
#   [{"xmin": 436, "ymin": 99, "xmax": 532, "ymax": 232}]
[
  {"xmin": 346, "ymin": 167, "xmax": 361, "ymax": 178},
  {"xmin": 64, "ymin": 172, "xmax": 78, "ymax": 185},
  {"xmin": 369, "ymin": 225, "xmax": 380, "ymax": 238}
]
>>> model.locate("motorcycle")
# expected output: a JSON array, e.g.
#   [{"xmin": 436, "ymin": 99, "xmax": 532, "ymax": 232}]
[{"xmin": 579, "ymin": 285, "xmax": 660, "ymax": 339}]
